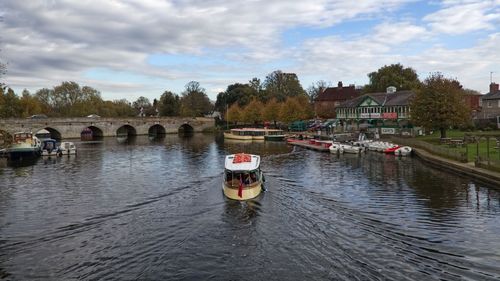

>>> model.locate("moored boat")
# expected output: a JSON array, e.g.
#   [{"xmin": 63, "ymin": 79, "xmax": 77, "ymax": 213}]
[
  {"xmin": 60, "ymin": 142, "xmax": 77, "ymax": 155},
  {"xmin": 341, "ymin": 144, "xmax": 363, "ymax": 154},
  {"xmin": 41, "ymin": 139, "xmax": 61, "ymax": 157},
  {"xmin": 264, "ymin": 129, "xmax": 286, "ymax": 141},
  {"xmin": 223, "ymin": 153, "xmax": 264, "ymax": 200},
  {"xmin": 223, "ymin": 129, "xmax": 254, "ymax": 140},
  {"xmin": 395, "ymin": 146, "xmax": 412, "ymax": 156},
  {"xmin": 6, "ymin": 132, "xmax": 42, "ymax": 160},
  {"xmin": 225, "ymin": 128, "xmax": 285, "ymax": 141},
  {"xmin": 384, "ymin": 145, "xmax": 401, "ymax": 154}
]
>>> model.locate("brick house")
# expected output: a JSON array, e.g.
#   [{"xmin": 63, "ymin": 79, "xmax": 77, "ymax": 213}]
[
  {"xmin": 314, "ymin": 81, "xmax": 361, "ymax": 118},
  {"xmin": 479, "ymin": 83, "xmax": 500, "ymax": 120}
]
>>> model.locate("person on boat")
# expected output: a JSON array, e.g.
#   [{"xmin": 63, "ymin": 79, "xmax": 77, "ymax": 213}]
[{"xmin": 244, "ymin": 173, "xmax": 252, "ymax": 185}]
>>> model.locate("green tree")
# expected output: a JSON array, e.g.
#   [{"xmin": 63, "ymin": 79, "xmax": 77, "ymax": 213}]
[
  {"xmin": 133, "ymin": 96, "xmax": 152, "ymax": 116},
  {"xmin": 280, "ymin": 97, "xmax": 304, "ymax": 123},
  {"xmin": 20, "ymin": 89, "xmax": 42, "ymax": 117},
  {"xmin": 227, "ymin": 103, "xmax": 243, "ymax": 124},
  {"xmin": 364, "ymin": 63, "xmax": 421, "ymax": 93},
  {"xmin": 180, "ymin": 81, "xmax": 213, "ymax": 117},
  {"xmin": 214, "ymin": 83, "xmax": 258, "ymax": 112},
  {"xmin": 0, "ymin": 87, "xmax": 22, "ymax": 118},
  {"xmin": 241, "ymin": 98, "xmax": 263, "ymax": 124},
  {"xmin": 264, "ymin": 70, "xmax": 306, "ymax": 102},
  {"xmin": 159, "ymin": 90, "xmax": 180, "ymax": 116},
  {"xmin": 411, "ymin": 73, "xmax": 470, "ymax": 138},
  {"xmin": 34, "ymin": 88, "xmax": 54, "ymax": 115},
  {"xmin": 262, "ymin": 98, "xmax": 282, "ymax": 127}
]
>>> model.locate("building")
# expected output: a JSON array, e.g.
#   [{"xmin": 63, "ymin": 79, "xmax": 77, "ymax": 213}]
[
  {"xmin": 314, "ymin": 81, "xmax": 361, "ymax": 118},
  {"xmin": 463, "ymin": 91, "xmax": 481, "ymax": 118},
  {"xmin": 479, "ymin": 82, "xmax": 500, "ymax": 121},
  {"xmin": 335, "ymin": 88, "xmax": 415, "ymax": 134}
]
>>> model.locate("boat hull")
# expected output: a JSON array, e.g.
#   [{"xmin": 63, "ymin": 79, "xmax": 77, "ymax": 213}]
[
  {"xmin": 264, "ymin": 135, "xmax": 285, "ymax": 141},
  {"xmin": 7, "ymin": 148, "xmax": 41, "ymax": 160},
  {"xmin": 223, "ymin": 183, "xmax": 262, "ymax": 200}
]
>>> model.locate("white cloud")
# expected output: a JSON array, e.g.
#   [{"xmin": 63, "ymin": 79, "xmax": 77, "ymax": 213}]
[
  {"xmin": 424, "ymin": 0, "xmax": 500, "ymax": 35},
  {"xmin": 1, "ymin": 0, "xmax": 498, "ymax": 101}
]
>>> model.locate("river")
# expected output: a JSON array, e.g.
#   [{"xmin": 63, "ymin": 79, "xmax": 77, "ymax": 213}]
[{"xmin": 0, "ymin": 134, "xmax": 499, "ymax": 280}]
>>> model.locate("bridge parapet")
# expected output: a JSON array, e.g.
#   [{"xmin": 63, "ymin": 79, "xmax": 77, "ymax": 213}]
[{"xmin": 0, "ymin": 117, "xmax": 215, "ymax": 139}]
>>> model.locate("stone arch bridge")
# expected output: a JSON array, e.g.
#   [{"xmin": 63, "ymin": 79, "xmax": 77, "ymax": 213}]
[{"xmin": 0, "ymin": 117, "xmax": 214, "ymax": 140}]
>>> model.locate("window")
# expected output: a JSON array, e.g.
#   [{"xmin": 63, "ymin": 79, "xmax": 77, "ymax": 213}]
[
  {"xmin": 498, "ymin": 100, "xmax": 500, "ymax": 108},
  {"xmin": 487, "ymin": 101, "xmax": 492, "ymax": 108}
]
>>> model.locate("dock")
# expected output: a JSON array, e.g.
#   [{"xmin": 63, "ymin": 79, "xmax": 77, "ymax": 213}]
[{"xmin": 287, "ymin": 140, "xmax": 331, "ymax": 152}]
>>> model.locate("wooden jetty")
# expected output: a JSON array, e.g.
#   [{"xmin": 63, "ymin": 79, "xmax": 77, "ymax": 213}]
[{"xmin": 287, "ymin": 140, "xmax": 331, "ymax": 152}]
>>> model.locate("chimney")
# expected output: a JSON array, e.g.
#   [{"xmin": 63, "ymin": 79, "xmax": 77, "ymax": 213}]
[
  {"xmin": 337, "ymin": 81, "xmax": 343, "ymax": 88},
  {"xmin": 490, "ymin": 82, "xmax": 499, "ymax": 93}
]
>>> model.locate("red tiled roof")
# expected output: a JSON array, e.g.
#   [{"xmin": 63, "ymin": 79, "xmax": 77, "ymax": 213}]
[{"xmin": 315, "ymin": 85, "xmax": 361, "ymax": 102}]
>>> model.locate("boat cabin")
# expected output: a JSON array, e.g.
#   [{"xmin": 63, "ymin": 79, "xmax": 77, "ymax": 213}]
[{"xmin": 224, "ymin": 154, "xmax": 262, "ymax": 187}]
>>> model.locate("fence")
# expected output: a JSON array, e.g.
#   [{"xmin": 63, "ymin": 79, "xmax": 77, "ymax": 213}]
[
  {"xmin": 388, "ymin": 136, "xmax": 468, "ymax": 163},
  {"xmin": 390, "ymin": 135, "xmax": 500, "ymax": 172}
]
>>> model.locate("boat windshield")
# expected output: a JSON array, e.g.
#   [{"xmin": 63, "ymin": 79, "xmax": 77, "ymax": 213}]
[{"xmin": 225, "ymin": 170, "xmax": 259, "ymax": 185}]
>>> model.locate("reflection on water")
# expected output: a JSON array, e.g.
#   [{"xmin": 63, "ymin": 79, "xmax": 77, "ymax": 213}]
[{"xmin": 0, "ymin": 134, "xmax": 499, "ymax": 280}]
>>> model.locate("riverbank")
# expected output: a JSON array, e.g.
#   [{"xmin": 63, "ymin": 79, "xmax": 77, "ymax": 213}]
[{"xmin": 414, "ymin": 148, "xmax": 500, "ymax": 187}]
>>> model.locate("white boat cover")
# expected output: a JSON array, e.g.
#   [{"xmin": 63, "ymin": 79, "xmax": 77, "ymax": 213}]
[{"xmin": 225, "ymin": 153, "xmax": 260, "ymax": 171}]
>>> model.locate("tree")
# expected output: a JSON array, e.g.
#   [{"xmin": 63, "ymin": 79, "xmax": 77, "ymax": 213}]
[
  {"xmin": 364, "ymin": 63, "xmax": 421, "ymax": 93},
  {"xmin": 280, "ymin": 97, "xmax": 305, "ymax": 123},
  {"xmin": 179, "ymin": 81, "xmax": 213, "ymax": 117},
  {"xmin": 262, "ymin": 98, "xmax": 282, "ymax": 127},
  {"xmin": 411, "ymin": 73, "xmax": 470, "ymax": 138},
  {"xmin": 241, "ymin": 98, "xmax": 263, "ymax": 124},
  {"xmin": 227, "ymin": 103, "xmax": 242, "ymax": 124},
  {"xmin": 133, "ymin": 96, "xmax": 152, "ymax": 116},
  {"xmin": 264, "ymin": 70, "xmax": 306, "ymax": 102},
  {"xmin": 0, "ymin": 87, "xmax": 22, "ymax": 118},
  {"xmin": 159, "ymin": 90, "xmax": 180, "ymax": 116},
  {"xmin": 20, "ymin": 89, "xmax": 42, "ymax": 117},
  {"xmin": 34, "ymin": 88, "xmax": 54, "ymax": 115},
  {"xmin": 307, "ymin": 80, "xmax": 331, "ymax": 103},
  {"xmin": 214, "ymin": 83, "xmax": 258, "ymax": 112}
]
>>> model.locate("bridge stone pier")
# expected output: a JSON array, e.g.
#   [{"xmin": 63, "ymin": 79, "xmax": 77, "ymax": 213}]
[{"xmin": 0, "ymin": 117, "xmax": 215, "ymax": 140}]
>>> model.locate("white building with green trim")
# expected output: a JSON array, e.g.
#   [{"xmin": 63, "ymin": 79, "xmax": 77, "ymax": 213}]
[{"xmin": 335, "ymin": 90, "xmax": 415, "ymax": 134}]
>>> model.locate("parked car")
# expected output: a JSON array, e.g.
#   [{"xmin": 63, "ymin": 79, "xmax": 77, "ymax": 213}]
[
  {"xmin": 28, "ymin": 114, "xmax": 48, "ymax": 119},
  {"xmin": 86, "ymin": 114, "xmax": 101, "ymax": 118}
]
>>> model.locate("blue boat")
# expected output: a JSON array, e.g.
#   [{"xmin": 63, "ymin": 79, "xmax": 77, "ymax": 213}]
[{"xmin": 41, "ymin": 139, "xmax": 61, "ymax": 157}]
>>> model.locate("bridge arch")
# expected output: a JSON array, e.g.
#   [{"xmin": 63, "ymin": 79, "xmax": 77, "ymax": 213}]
[
  {"xmin": 148, "ymin": 124, "xmax": 166, "ymax": 140},
  {"xmin": 81, "ymin": 126, "xmax": 104, "ymax": 141},
  {"xmin": 116, "ymin": 125, "xmax": 137, "ymax": 137},
  {"xmin": 178, "ymin": 123, "xmax": 194, "ymax": 135},
  {"xmin": 35, "ymin": 127, "xmax": 62, "ymax": 141},
  {"xmin": 148, "ymin": 124, "xmax": 166, "ymax": 136}
]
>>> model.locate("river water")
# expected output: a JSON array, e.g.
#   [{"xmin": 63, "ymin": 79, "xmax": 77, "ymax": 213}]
[{"xmin": 0, "ymin": 134, "xmax": 499, "ymax": 280}]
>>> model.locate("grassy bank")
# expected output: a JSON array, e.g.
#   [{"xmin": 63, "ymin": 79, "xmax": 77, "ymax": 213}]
[{"xmin": 391, "ymin": 129, "xmax": 500, "ymax": 172}]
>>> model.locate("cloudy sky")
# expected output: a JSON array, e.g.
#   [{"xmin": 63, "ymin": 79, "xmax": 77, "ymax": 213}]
[{"xmin": 1, "ymin": 0, "xmax": 499, "ymax": 101}]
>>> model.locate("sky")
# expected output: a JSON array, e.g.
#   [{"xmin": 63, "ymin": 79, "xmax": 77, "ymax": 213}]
[{"xmin": 1, "ymin": 0, "xmax": 499, "ymax": 102}]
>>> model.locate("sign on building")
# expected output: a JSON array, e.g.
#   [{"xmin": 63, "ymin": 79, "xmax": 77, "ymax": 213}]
[
  {"xmin": 382, "ymin": 112, "xmax": 397, "ymax": 119},
  {"xmin": 360, "ymin": 113, "xmax": 381, "ymax": 119},
  {"xmin": 381, "ymin": 128, "xmax": 396, "ymax": 135}
]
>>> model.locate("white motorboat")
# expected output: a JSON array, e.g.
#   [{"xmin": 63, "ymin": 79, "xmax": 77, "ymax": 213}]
[
  {"xmin": 341, "ymin": 144, "xmax": 363, "ymax": 154},
  {"xmin": 329, "ymin": 143, "xmax": 344, "ymax": 154},
  {"xmin": 223, "ymin": 153, "xmax": 264, "ymax": 200},
  {"xmin": 60, "ymin": 142, "xmax": 77, "ymax": 155},
  {"xmin": 395, "ymin": 146, "xmax": 412, "ymax": 156}
]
